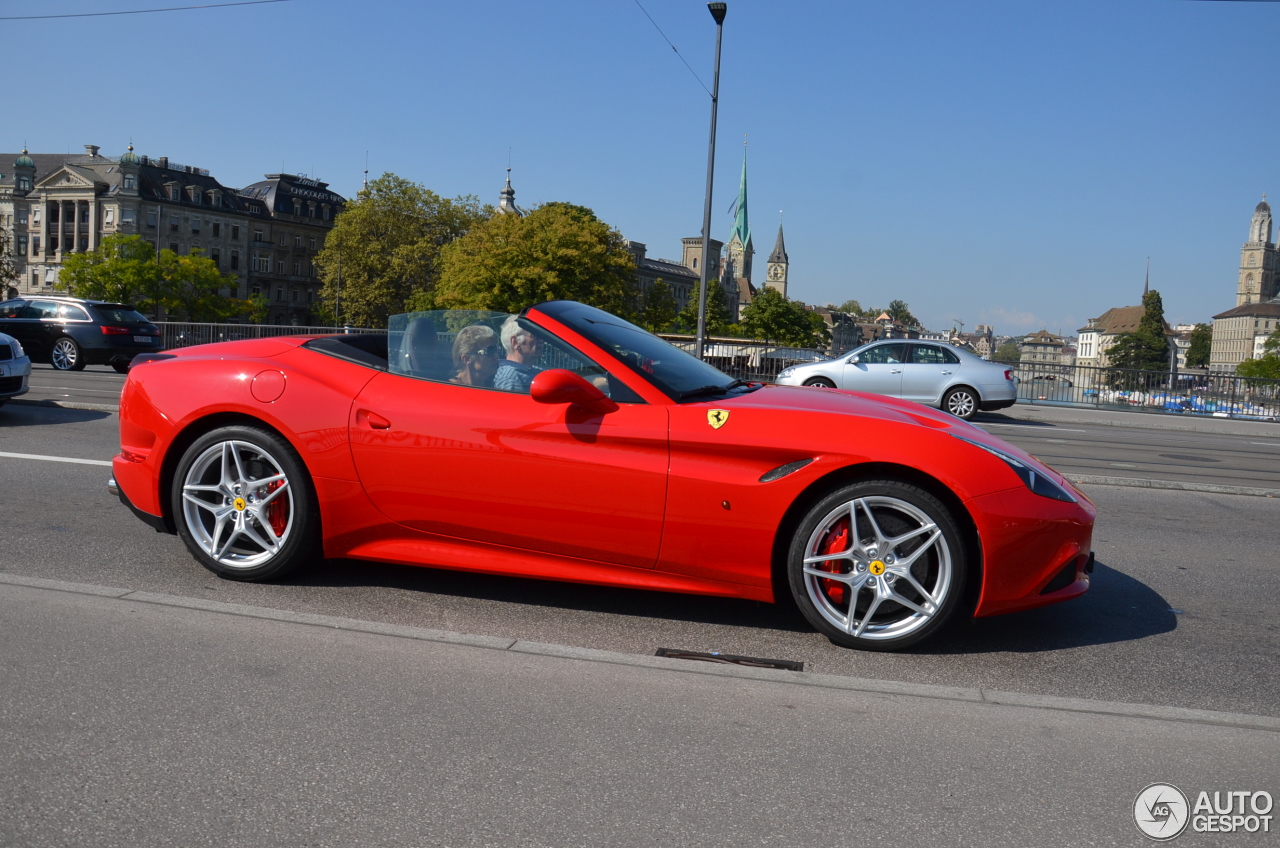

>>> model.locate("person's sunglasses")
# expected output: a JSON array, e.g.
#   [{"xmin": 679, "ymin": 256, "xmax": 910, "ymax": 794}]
[{"xmin": 474, "ymin": 346, "xmax": 502, "ymax": 357}]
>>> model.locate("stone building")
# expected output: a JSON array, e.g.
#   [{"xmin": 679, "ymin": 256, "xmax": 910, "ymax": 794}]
[
  {"xmin": 1077, "ymin": 305, "xmax": 1174, "ymax": 368},
  {"xmin": 1237, "ymin": 198, "xmax": 1278, "ymax": 306},
  {"xmin": 1019, "ymin": 330, "xmax": 1066, "ymax": 365},
  {"xmin": 0, "ymin": 144, "xmax": 342, "ymax": 323},
  {"xmin": 1209, "ymin": 300, "xmax": 1280, "ymax": 373}
]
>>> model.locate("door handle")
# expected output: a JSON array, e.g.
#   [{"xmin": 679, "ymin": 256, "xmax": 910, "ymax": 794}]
[
  {"xmin": 890, "ymin": 369, "xmax": 901, "ymax": 374},
  {"xmin": 356, "ymin": 409, "xmax": 391, "ymax": 430},
  {"xmin": 941, "ymin": 370, "xmax": 953, "ymax": 375}
]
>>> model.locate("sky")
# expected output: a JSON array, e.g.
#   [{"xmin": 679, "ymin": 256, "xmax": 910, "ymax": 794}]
[{"xmin": 7, "ymin": 0, "xmax": 1280, "ymax": 335}]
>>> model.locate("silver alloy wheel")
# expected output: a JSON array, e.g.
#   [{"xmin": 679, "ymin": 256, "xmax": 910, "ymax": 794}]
[
  {"xmin": 180, "ymin": 440, "xmax": 294, "ymax": 569},
  {"xmin": 945, "ymin": 389, "xmax": 976, "ymax": 418},
  {"xmin": 51, "ymin": 338, "xmax": 79, "ymax": 370},
  {"xmin": 801, "ymin": 496, "xmax": 952, "ymax": 641}
]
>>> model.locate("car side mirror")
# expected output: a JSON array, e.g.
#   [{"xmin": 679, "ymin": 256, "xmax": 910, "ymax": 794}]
[
  {"xmin": 848, "ymin": 354, "xmax": 860, "ymax": 364},
  {"xmin": 530, "ymin": 369, "xmax": 619, "ymax": 414}
]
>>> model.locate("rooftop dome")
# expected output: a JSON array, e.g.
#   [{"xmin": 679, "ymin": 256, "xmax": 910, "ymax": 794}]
[
  {"xmin": 15, "ymin": 148, "xmax": 34, "ymax": 169},
  {"xmin": 119, "ymin": 144, "xmax": 139, "ymax": 166}
]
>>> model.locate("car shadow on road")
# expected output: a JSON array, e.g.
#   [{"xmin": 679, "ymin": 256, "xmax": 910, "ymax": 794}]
[
  {"xmin": 0, "ymin": 403, "xmax": 114, "ymax": 427},
  {"xmin": 286, "ymin": 558, "xmax": 814, "ymax": 633},
  {"xmin": 915, "ymin": 561, "xmax": 1178, "ymax": 655}
]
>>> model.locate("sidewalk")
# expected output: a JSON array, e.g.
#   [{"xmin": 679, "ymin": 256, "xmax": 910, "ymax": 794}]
[{"xmin": 984, "ymin": 400, "xmax": 1280, "ymax": 436}]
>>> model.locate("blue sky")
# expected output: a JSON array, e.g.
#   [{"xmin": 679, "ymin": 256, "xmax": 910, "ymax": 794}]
[{"xmin": 8, "ymin": 0, "xmax": 1280, "ymax": 334}]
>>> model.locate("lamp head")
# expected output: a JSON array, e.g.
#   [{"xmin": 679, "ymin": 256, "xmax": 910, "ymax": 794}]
[{"xmin": 708, "ymin": 2, "xmax": 727, "ymax": 25}]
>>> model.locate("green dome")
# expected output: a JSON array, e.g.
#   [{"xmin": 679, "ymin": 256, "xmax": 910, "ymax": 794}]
[
  {"xmin": 119, "ymin": 144, "xmax": 139, "ymax": 166},
  {"xmin": 15, "ymin": 148, "xmax": 34, "ymax": 169}
]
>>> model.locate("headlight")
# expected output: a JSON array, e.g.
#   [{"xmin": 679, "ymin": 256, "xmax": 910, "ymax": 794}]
[
  {"xmin": 777, "ymin": 367, "xmax": 797, "ymax": 379},
  {"xmin": 951, "ymin": 434, "xmax": 1076, "ymax": 503},
  {"xmin": 11, "ymin": 340, "xmax": 23, "ymax": 358}
]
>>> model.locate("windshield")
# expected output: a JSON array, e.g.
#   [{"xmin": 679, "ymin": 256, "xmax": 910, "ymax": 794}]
[
  {"xmin": 533, "ymin": 301, "xmax": 752, "ymax": 401},
  {"xmin": 91, "ymin": 304, "xmax": 150, "ymax": 324}
]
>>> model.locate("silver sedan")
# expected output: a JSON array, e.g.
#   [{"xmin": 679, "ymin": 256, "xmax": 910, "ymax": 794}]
[
  {"xmin": 0, "ymin": 331, "xmax": 32, "ymax": 408},
  {"xmin": 774, "ymin": 339, "xmax": 1017, "ymax": 420}
]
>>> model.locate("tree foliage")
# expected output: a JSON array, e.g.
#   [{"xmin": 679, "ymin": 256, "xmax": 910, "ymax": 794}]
[
  {"xmin": 159, "ymin": 248, "xmax": 243, "ymax": 322},
  {"xmin": 1107, "ymin": 290, "xmax": 1170, "ymax": 371},
  {"xmin": 741, "ymin": 287, "xmax": 831, "ymax": 347},
  {"xmin": 0, "ymin": 226, "xmax": 19, "ymax": 292},
  {"xmin": 315, "ymin": 173, "xmax": 486, "ymax": 328},
  {"xmin": 836, "ymin": 298, "xmax": 865, "ymax": 317},
  {"xmin": 640, "ymin": 279, "xmax": 678, "ymax": 333},
  {"xmin": 432, "ymin": 202, "xmax": 637, "ymax": 317},
  {"xmin": 886, "ymin": 299, "xmax": 918, "ymax": 326},
  {"xmin": 994, "ymin": 340, "xmax": 1021, "ymax": 362},
  {"xmin": 1236, "ymin": 326, "xmax": 1280, "ymax": 379},
  {"xmin": 1185, "ymin": 322, "xmax": 1212, "ymax": 368},
  {"xmin": 676, "ymin": 279, "xmax": 733, "ymax": 336}
]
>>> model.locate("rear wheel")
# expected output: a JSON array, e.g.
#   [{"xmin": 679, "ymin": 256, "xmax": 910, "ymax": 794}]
[
  {"xmin": 804, "ymin": 377, "xmax": 837, "ymax": 388},
  {"xmin": 112, "ymin": 361, "xmax": 131, "ymax": 374},
  {"xmin": 171, "ymin": 425, "xmax": 319, "ymax": 581},
  {"xmin": 51, "ymin": 337, "xmax": 85, "ymax": 371},
  {"xmin": 942, "ymin": 386, "xmax": 979, "ymax": 420},
  {"xmin": 787, "ymin": 479, "xmax": 968, "ymax": 651}
]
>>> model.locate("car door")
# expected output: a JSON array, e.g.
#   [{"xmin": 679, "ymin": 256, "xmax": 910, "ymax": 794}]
[
  {"xmin": 348, "ymin": 318, "xmax": 669, "ymax": 569},
  {"xmin": 841, "ymin": 342, "xmax": 908, "ymax": 397},
  {"xmin": 0, "ymin": 300, "xmax": 30, "ymax": 352},
  {"xmin": 901, "ymin": 343, "xmax": 961, "ymax": 403}
]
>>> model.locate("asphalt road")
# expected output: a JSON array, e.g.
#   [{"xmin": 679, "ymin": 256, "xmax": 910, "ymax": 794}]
[{"xmin": 1, "ymin": 403, "xmax": 1278, "ymax": 719}]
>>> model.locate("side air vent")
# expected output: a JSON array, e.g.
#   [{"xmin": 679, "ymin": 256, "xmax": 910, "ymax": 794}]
[{"xmin": 759, "ymin": 458, "xmax": 814, "ymax": 483}]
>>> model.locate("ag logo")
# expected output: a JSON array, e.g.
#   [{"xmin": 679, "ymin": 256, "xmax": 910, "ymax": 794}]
[
  {"xmin": 1134, "ymin": 783, "xmax": 1189, "ymax": 840},
  {"xmin": 707, "ymin": 409, "xmax": 730, "ymax": 430}
]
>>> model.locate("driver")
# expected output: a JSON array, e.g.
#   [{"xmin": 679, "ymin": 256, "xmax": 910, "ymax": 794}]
[
  {"xmin": 493, "ymin": 315, "xmax": 544, "ymax": 393},
  {"xmin": 450, "ymin": 324, "xmax": 501, "ymax": 387}
]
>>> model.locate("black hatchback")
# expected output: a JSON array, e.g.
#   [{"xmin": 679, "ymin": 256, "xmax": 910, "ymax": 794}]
[{"xmin": 0, "ymin": 296, "xmax": 162, "ymax": 372}]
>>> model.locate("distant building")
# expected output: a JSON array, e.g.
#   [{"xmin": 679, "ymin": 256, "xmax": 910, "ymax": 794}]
[
  {"xmin": 807, "ymin": 306, "xmax": 864, "ymax": 354},
  {"xmin": 1237, "ymin": 198, "xmax": 1278, "ymax": 306},
  {"xmin": 1209, "ymin": 299, "xmax": 1280, "ymax": 374},
  {"xmin": 950, "ymin": 324, "xmax": 994, "ymax": 358},
  {"xmin": 1, "ymin": 143, "xmax": 343, "ymax": 323},
  {"xmin": 1019, "ymin": 330, "xmax": 1066, "ymax": 365},
  {"xmin": 1076, "ymin": 305, "xmax": 1174, "ymax": 368}
]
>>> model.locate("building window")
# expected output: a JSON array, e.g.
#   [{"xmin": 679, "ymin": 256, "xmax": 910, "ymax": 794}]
[
  {"xmin": 295, "ymin": 235, "xmax": 303, "ymax": 248},
  {"xmin": 170, "ymin": 242, "xmax": 179, "ymax": 253},
  {"xmin": 191, "ymin": 219, "xmax": 201, "ymax": 234},
  {"xmin": 293, "ymin": 200, "xmax": 302, "ymax": 216},
  {"xmin": 170, "ymin": 186, "xmax": 180, "ymax": 202},
  {"xmin": 122, "ymin": 208, "xmax": 135, "ymax": 225},
  {"xmin": 308, "ymin": 237, "xmax": 316, "ymax": 250},
  {"xmin": 17, "ymin": 236, "xmax": 27, "ymax": 256},
  {"xmin": 254, "ymin": 229, "xmax": 264, "ymax": 242},
  {"xmin": 212, "ymin": 222, "xmax": 221, "ymax": 238},
  {"xmin": 123, "ymin": 174, "xmax": 136, "ymax": 190},
  {"xmin": 80, "ymin": 207, "xmax": 89, "ymax": 224},
  {"xmin": 230, "ymin": 250, "xmax": 239, "ymax": 270},
  {"xmin": 322, "ymin": 205, "xmax": 330, "ymax": 221},
  {"xmin": 276, "ymin": 287, "xmax": 284, "ymax": 302},
  {"xmin": 17, "ymin": 176, "xmax": 31, "ymax": 191},
  {"xmin": 231, "ymin": 225, "xmax": 240, "ymax": 240},
  {"xmin": 147, "ymin": 211, "xmax": 157, "ymax": 229},
  {"xmin": 104, "ymin": 208, "xmax": 115, "ymax": 225},
  {"xmin": 32, "ymin": 207, "xmax": 40, "ymax": 225},
  {"xmin": 32, "ymin": 236, "xmax": 41, "ymax": 254},
  {"xmin": 170, "ymin": 215, "xmax": 180, "ymax": 233},
  {"xmin": 293, "ymin": 261, "xmax": 301, "ymax": 276},
  {"xmin": 79, "ymin": 237, "xmax": 88, "ymax": 252},
  {"xmin": 279, "ymin": 234, "xmax": 287, "ymax": 247},
  {"xmin": 190, "ymin": 189, "xmax": 201, "ymax": 205},
  {"xmin": 291, "ymin": 289, "xmax": 298, "ymax": 302},
  {"xmin": 17, "ymin": 209, "xmax": 27, "ymax": 225},
  {"xmin": 211, "ymin": 249, "xmax": 221, "ymax": 266}
]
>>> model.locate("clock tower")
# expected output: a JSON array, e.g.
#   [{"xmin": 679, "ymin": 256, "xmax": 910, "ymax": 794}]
[
  {"xmin": 765, "ymin": 218, "xmax": 788, "ymax": 298},
  {"xmin": 1238, "ymin": 196, "xmax": 1278, "ymax": 306}
]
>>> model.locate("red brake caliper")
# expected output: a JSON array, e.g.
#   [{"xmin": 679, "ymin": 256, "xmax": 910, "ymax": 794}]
[
  {"xmin": 817, "ymin": 518, "xmax": 850, "ymax": 605},
  {"xmin": 264, "ymin": 480, "xmax": 288, "ymax": 537}
]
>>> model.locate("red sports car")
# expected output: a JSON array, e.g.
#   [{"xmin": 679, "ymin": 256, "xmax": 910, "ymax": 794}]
[{"xmin": 111, "ymin": 301, "xmax": 1095, "ymax": 651}]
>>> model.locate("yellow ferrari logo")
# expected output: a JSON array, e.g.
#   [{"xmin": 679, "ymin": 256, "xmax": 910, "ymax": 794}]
[
  {"xmin": 233, "ymin": 497, "xmax": 247, "ymax": 511},
  {"xmin": 707, "ymin": 409, "xmax": 730, "ymax": 430},
  {"xmin": 869, "ymin": 560, "xmax": 886, "ymax": 575}
]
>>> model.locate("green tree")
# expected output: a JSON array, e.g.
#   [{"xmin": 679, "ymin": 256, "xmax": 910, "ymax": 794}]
[
  {"xmin": 640, "ymin": 279, "xmax": 678, "ymax": 333},
  {"xmin": 62, "ymin": 234, "xmax": 163, "ymax": 313},
  {"xmin": 741, "ymin": 287, "xmax": 831, "ymax": 347},
  {"xmin": 1107, "ymin": 289, "xmax": 1170, "ymax": 371},
  {"xmin": 836, "ymin": 298, "xmax": 865, "ymax": 317},
  {"xmin": 1185, "ymin": 322, "xmax": 1212, "ymax": 368},
  {"xmin": 886, "ymin": 299, "xmax": 918, "ymax": 326},
  {"xmin": 158, "ymin": 248, "xmax": 243, "ymax": 322},
  {"xmin": 432, "ymin": 201, "xmax": 637, "ymax": 317},
  {"xmin": 994, "ymin": 340, "xmax": 1021, "ymax": 362},
  {"xmin": 0, "ymin": 226, "xmax": 19, "ymax": 294},
  {"xmin": 676, "ymin": 280, "xmax": 733, "ymax": 336},
  {"xmin": 1236, "ymin": 326, "xmax": 1280, "ymax": 379},
  {"xmin": 315, "ymin": 173, "xmax": 486, "ymax": 328}
]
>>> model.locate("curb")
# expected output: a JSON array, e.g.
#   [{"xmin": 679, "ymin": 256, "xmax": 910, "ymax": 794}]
[
  {"xmin": 999, "ymin": 405, "xmax": 1280, "ymax": 436},
  {"xmin": 1069, "ymin": 474, "xmax": 1279, "ymax": 498},
  {"xmin": 8, "ymin": 398, "xmax": 119, "ymax": 413},
  {"xmin": 3, "ymin": 571, "xmax": 1278, "ymax": 734}
]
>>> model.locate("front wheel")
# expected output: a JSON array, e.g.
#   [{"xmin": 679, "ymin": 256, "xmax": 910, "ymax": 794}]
[
  {"xmin": 942, "ymin": 386, "xmax": 979, "ymax": 420},
  {"xmin": 787, "ymin": 480, "xmax": 968, "ymax": 651},
  {"xmin": 804, "ymin": 377, "xmax": 837, "ymax": 388},
  {"xmin": 51, "ymin": 337, "xmax": 85, "ymax": 371},
  {"xmin": 171, "ymin": 425, "xmax": 319, "ymax": 581}
]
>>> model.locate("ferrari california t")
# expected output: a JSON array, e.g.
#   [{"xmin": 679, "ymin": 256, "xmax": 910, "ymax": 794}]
[{"xmin": 110, "ymin": 301, "xmax": 1095, "ymax": 651}]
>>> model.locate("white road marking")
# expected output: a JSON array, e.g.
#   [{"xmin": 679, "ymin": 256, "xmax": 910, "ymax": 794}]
[
  {"xmin": 29, "ymin": 386, "xmax": 123, "ymax": 395},
  {"xmin": 0, "ymin": 451, "xmax": 113, "ymax": 467},
  {"xmin": 1250, "ymin": 442, "xmax": 1280, "ymax": 447},
  {"xmin": 984, "ymin": 424, "xmax": 1089, "ymax": 433}
]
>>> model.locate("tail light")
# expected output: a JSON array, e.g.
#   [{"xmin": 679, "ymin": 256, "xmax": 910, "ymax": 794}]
[
  {"xmin": 101, "ymin": 326, "xmax": 131, "ymax": 335},
  {"xmin": 1004, "ymin": 369, "xmax": 1014, "ymax": 381}
]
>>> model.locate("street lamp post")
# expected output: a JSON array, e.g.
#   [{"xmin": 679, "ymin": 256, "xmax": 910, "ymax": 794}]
[{"xmin": 695, "ymin": 2, "xmax": 727, "ymax": 360}]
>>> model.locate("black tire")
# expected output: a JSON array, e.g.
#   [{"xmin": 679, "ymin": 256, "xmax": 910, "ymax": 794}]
[
  {"xmin": 51, "ymin": 337, "xmax": 86, "ymax": 371},
  {"xmin": 942, "ymin": 386, "xmax": 979, "ymax": 420},
  {"xmin": 787, "ymin": 479, "xmax": 968, "ymax": 651},
  {"xmin": 171, "ymin": 425, "xmax": 320, "ymax": 581},
  {"xmin": 112, "ymin": 361, "xmax": 131, "ymax": 374},
  {"xmin": 804, "ymin": 377, "xmax": 837, "ymax": 388}
]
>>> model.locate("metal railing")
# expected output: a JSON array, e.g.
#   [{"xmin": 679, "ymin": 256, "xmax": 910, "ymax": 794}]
[
  {"xmin": 154, "ymin": 321, "xmax": 383, "ymax": 350},
  {"xmin": 999, "ymin": 360, "xmax": 1280, "ymax": 420},
  {"xmin": 658, "ymin": 333, "xmax": 829, "ymax": 382}
]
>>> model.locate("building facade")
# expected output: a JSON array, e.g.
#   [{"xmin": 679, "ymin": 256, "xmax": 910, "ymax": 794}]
[
  {"xmin": 1209, "ymin": 301, "xmax": 1280, "ymax": 373},
  {"xmin": 1077, "ymin": 305, "xmax": 1174, "ymax": 368},
  {"xmin": 1237, "ymin": 198, "xmax": 1279, "ymax": 306},
  {"xmin": 1, "ymin": 144, "xmax": 343, "ymax": 323},
  {"xmin": 1019, "ymin": 330, "xmax": 1065, "ymax": 364}
]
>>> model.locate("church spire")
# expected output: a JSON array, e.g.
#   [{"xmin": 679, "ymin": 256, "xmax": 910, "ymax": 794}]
[
  {"xmin": 497, "ymin": 167, "xmax": 520, "ymax": 215},
  {"xmin": 1143, "ymin": 257, "xmax": 1149, "ymax": 297},
  {"xmin": 769, "ymin": 214, "xmax": 787, "ymax": 265},
  {"xmin": 729, "ymin": 142, "xmax": 750, "ymax": 250}
]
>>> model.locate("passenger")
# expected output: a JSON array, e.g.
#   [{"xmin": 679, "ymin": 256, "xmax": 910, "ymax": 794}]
[
  {"xmin": 493, "ymin": 315, "xmax": 544, "ymax": 393},
  {"xmin": 399, "ymin": 317, "xmax": 449, "ymax": 379},
  {"xmin": 450, "ymin": 324, "xmax": 501, "ymax": 387}
]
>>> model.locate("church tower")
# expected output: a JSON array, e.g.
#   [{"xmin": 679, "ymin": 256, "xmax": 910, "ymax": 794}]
[
  {"xmin": 725, "ymin": 148, "xmax": 753, "ymax": 286},
  {"xmin": 497, "ymin": 168, "xmax": 520, "ymax": 216},
  {"xmin": 764, "ymin": 217, "xmax": 788, "ymax": 298},
  {"xmin": 1238, "ymin": 196, "xmax": 1277, "ymax": 305}
]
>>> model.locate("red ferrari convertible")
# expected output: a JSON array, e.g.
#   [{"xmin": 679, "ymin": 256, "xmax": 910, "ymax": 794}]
[{"xmin": 111, "ymin": 301, "xmax": 1094, "ymax": 650}]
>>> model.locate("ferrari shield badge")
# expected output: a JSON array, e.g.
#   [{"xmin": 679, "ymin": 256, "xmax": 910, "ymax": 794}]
[{"xmin": 707, "ymin": 409, "xmax": 730, "ymax": 430}]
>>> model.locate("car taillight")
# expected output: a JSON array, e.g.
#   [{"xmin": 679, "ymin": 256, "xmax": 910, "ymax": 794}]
[
  {"xmin": 1004, "ymin": 369, "xmax": 1014, "ymax": 381},
  {"xmin": 101, "ymin": 326, "xmax": 131, "ymax": 335}
]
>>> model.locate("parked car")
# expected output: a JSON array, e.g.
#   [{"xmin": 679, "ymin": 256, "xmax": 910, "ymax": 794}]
[
  {"xmin": 110, "ymin": 301, "xmax": 1094, "ymax": 652},
  {"xmin": 774, "ymin": 339, "xmax": 1018, "ymax": 420},
  {"xmin": 0, "ymin": 296, "xmax": 161, "ymax": 372},
  {"xmin": 0, "ymin": 331, "xmax": 32, "ymax": 406}
]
